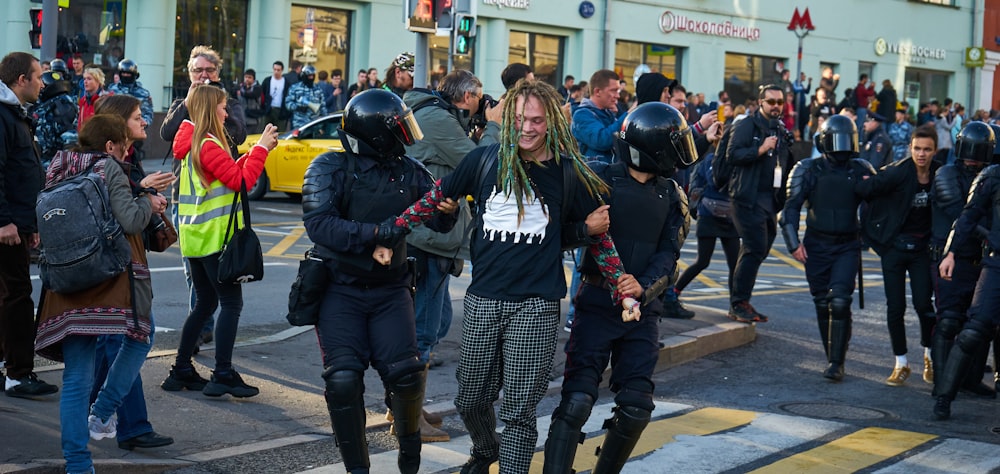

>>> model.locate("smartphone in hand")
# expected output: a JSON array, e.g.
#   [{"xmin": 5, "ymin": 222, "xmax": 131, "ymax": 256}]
[{"xmin": 717, "ymin": 105, "xmax": 727, "ymax": 124}]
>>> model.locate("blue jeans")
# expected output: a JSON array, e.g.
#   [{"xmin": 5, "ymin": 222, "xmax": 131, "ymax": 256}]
[
  {"xmin": 92, "ymin": 331, "xmax": 155, "ymax": 441},
  {"xmin": 62, "ymin": 334, "xmax": 151, "ymax": 473},
  {"xmin": 415, "ymin": 251, "xmax": 453, "ymax": 363},
  {"xmin": 566, "ymin": 248, "xmax": 584, "ymax": 325}
]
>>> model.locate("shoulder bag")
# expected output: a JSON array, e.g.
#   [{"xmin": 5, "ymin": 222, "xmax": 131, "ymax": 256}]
[{"xmin": 217, "ymin": 180, "xmax": 264, "ymax": 284}]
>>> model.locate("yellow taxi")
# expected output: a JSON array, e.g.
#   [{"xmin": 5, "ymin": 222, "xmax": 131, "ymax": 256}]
[{"xmin": 238, "ymin": 112, "xmax": 344, "ymax": 199}]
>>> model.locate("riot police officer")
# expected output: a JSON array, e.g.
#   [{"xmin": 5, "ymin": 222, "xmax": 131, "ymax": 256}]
[
  {"xmin": 859, "ymin": 112, "xmax": 893, "ymax": 169},
  {"xmin": 108, "ymin": 59, "xmax": 154, "ymax": 126},
  {"xmin": 301, "ymin": 89, "xmax": 457, "ymax": 473},
  {"xmin": 286, "ymin": 64, "xmax": 326, "ymax": 129},
  {"xmin": 781, "ymin": 114, "xmax": 876, "ymax": 381},
  {"xmin": 33, "ymin": 69, "xmax": 78, "ymax": 167},
  {"xmin": 543, "ymin": 102, "xmax": 694, "ymax": 474},
  {"xmin": 933, "ymin": 124, "xmax": 999, "ymax": 420},
  {"xmin": 930, "ymin": 122, "xmax": 998, "ymax": 402}
]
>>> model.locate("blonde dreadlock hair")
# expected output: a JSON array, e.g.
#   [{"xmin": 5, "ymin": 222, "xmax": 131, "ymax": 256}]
[{"xmin": 498, "ymin": 79, "xmax": 609, "ymax": 221}]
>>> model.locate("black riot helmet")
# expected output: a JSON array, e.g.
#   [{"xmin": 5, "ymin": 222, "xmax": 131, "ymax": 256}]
[
  {"xmin": 117, "ymin": 59, "xmax": 139, "ymax": 84},
  {"xmin": 819, "ymin": 114, "xmax": 859, "ymax": 162},
  {"xmin": 49, "ymin": 58, "xmax": 69, "ymax": 74},
  {"xmin": 341, "ymin": 89, "xmax": 423, "ymax": 159},
  {"xmin": 614, "ymin": 102, "xmax": 698, "ymax": 174},
  {"xmin": 991, "ymin": 124, "xmax": 1000, "ymax": 164},
  {"xmin": 39, "ymin": 70, "xmax": 72, "ymax": 102},
  {"xmin": 301, "ymin": 64, "xmax": 316, "ymax": 86},
  {"xmin": 954, "ymin": 121, "xmax": 995, "ymax": 165}
]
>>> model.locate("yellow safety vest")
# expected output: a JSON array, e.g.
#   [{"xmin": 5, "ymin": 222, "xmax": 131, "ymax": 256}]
[{"xmin": 177, "ymin": 137, "xmax": 243, "ymax": 257}]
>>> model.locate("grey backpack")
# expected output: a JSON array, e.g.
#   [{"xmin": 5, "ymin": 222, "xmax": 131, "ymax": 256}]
[{"xmin": 36, "ymin": 159, "xmax": 132, "ymax": 294}]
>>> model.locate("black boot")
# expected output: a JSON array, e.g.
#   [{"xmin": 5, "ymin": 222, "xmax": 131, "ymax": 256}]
[
  {"xmin": 824, "ymin": 319, "xmax": 850, "ymax": 382},
  {"xmin": 592, "ymin": 406, "xmax": 651, "ymax": 474},
  {"xmin": 543, "ymin": 392, "xmax": 594, "ymax": 474},
  {"xmin": 814, "ymin": 297, "xmax": 831, "ymax": 360},
  {"xmin": 388, "ymin": 368, "xmax": 425, "ymax": 474},
  {"xmin": 934, "ymin": 328, "xmax": 987, "ymax": 420},
  {"xmin": 931, "ymin": 315, "xmax": 961, "ymax": 396},
  {"xmin": 323, "ymin": 374, "xmax": 370, "ymax": 471}
]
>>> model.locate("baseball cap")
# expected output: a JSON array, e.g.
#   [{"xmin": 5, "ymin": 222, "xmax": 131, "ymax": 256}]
[{"xmin": 394, "ymin": 52, "xmax": 415, "ymax": 73}]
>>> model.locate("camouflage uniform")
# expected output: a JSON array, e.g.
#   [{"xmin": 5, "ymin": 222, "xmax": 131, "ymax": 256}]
[
  {"xmin": 285, "ymin": 82, "xmax": 326, "ymax": 129},
  {"xmin": 887, "ymin": 120, "xmax": 914, "ymax": 163},
  {"xmin": 33, "ymin": 93, "xmax": 78, "ymax": 167},
  {"xmin": 108, "ymin": 80, "xmax": 154, "ymax": 126}
]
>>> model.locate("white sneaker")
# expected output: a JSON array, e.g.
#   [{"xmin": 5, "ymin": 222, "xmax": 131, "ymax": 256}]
[{"xmin": 88, "ymin": 414, "xmax": 117, "ymax": 440}]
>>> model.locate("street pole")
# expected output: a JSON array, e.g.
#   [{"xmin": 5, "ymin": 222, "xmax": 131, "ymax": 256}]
[
  {"xmin": 415, "ymin": 33, "xmax": 429, "ymax": 89},
  {"xmin": 41, "ymin": 0, "xmax": 58, "ymax": 61},
  {"xmin": 794, "ymin": 31, "xmax": 806, "ymax": 137}
]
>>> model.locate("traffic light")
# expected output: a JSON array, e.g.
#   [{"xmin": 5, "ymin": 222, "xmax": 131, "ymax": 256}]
[
  {"xmin": 29, "ymin": 8, "xmax": 43, "ymax": 49},
  {"xmin": 453, "ymin": 13, "xmax": 475, "ymax": 55}
]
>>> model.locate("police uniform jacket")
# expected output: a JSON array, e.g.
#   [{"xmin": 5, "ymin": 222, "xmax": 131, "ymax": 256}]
[
  {"xmin": 780, "ymin": 156, "xmax": 875, "ymax": 252},
  {"xmin": 945, "ymin": 164, "xmax": 1000, "ymax": 257},
  {"xmin": 860, "ymin": 127, "xmax": 893, "ymax": 170}
]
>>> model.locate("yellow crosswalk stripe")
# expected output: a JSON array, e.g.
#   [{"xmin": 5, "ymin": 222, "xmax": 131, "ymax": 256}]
[
  {"xmin": 748, "ymin": 427, "xmax": 937, "ymax": 474},
  {"xmin": 527, "ymin": 407, "xmax": 758, "ymax": 473},
  {"xmin": 677, "ymin": 260, "xmax": 724, "ymax": 288},
  {"xmin": 264, "ymin": 226, "xmax": 304, "ymax": 257}
]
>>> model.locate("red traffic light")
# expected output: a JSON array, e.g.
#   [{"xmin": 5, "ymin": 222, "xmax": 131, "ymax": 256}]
[{"xmin": 30, "ymin": 8, "xmax": 43, "ymax": 31}]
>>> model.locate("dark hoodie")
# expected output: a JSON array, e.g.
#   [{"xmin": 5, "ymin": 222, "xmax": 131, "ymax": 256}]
[
  {"xmin": 635, "ymin": 73, "xmax": 673, "ymax": 105},
  {"xmin": 0, "ymin": 81, "xmax": 44, "ymax": 233}
]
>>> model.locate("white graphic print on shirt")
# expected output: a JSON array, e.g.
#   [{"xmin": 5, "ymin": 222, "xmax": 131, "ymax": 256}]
[{"xmin": 481, "ymin": 186, "xmax": 549, "ymax": 244}]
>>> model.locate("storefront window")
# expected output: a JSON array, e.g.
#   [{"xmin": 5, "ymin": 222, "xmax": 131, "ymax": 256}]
[
  {"xmin": 903, "ymin": 68, "xmax": 950, "ymax": 107},
  {"xmin": 429, "ymin": 34, "xmax": 473, "ymax": 89},
  {"xmin": 173, "ymin": 0, "xmax": 248, "ymax": 99},
  {"xmin": 288, "ymin": 6, "xmax": 351, "ymax": 81},
  {"xmin": 508, "ymin": 31, "xmax": 564, "ymax": 87},
  {"xmin": 614, "ymin": 40, "xmax": 681, "ymax": 93},
  {"xmin": 53, "ymin": 0, "xmax": 127, "ymax": 73},
  {"xmin": 724, "ymin": 53, "xmax": 786, "ymax": 106}
]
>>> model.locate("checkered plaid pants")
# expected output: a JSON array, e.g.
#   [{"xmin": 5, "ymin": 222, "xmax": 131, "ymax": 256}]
[{"xmin": 455, "ymin": 293, "xmax": 561, "ymax": 474}]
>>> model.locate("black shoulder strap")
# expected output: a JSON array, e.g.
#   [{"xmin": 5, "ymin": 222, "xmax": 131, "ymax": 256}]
[
  {"xmin": 474, "ymin": 144, "xmax": 501, "ymax": 201},
  {"xmin": 561, "ymin": 157, "xmax": 577, "ymax": 226},
  {"xmin": 340, "ymin": 153, "xmax": 358, "ymax": 212}
]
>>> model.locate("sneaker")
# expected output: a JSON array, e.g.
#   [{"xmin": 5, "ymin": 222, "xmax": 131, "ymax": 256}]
[
  {"xmin": 727, "ymin": 301, "xmax": 767, "ymax": 323},
  {"xmin": 886, "ymin": 366, "xmax": 911, "ymax": 386},
  {"xmin": 662, "ymin": 298, "xmax": 696, "ymax": 319},
  {"xmin": 923, "ymin": 355, "xmax": 934, "ymax": 384},
  {"xmin": 460, "ymin": 453, "xmax": 499, "ymax": 474},
  {"xmin": 203, "ymin": 370, "xmax": 259, "ymax": 398},
  {"xmin": 5, "ymin": 373, "xmax": 59, "ymax": 398},
  {"xmin": 161, "ymin": 366, "xmax": 209, "ymax": 392},
  {"xmin": 88, "ymin": 414, "xmax": 117, "ymax": 440},
  {"xmin": 428, "ymin": 353, "xmax": 445, "ymax": 368},
  {"xmin": 563, "ymin": 320, "xmax": 573, "ymax": 333}
]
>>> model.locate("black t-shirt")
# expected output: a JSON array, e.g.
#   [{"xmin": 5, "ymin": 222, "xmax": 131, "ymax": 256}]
[
  {"xmin": 900, "ymin": 181, "xmax": 931, "ymax": 237},
  {"xmin": 440, "ymin": 149, "xmax": 598, "ymax": 300}
]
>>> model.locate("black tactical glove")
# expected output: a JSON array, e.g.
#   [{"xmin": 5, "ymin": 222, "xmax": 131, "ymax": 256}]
[{"xmin": 375, "ymin": 217, "xmax": 409, "ymax": 248}]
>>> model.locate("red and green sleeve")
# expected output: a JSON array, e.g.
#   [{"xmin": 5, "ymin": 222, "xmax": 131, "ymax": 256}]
[{"xmin": 394, "ymin": 180, "xmax": 445, "ymax": 229}]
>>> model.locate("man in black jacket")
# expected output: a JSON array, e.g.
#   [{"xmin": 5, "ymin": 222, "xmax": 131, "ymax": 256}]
[
  {"xmin": 725, "ymin": 84, "xmax": 795, "ymax": 323},
  {"xmin": 262, "ymin": 61, "xmax": 291, "ymax": 131},
  {"xmin": 0, "ymin": 52, "xmax": 59, "ymax": 399},
  {"xmin": 856, "ymin": 127, "xmax": 940, "ymax": 387}
]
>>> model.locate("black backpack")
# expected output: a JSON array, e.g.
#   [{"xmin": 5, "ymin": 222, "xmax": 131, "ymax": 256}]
[
  {"xmin": 36, "ymin": 158, "xmax": 132, "ymax": 294},
  {"xmin": 711, "ymin": 120, "xmax": 738, "ymax": 193}
]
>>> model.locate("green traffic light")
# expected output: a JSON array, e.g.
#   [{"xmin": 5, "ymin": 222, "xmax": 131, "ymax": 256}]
[{"xmin": 455, "ymin": 36, "xmax": 468, "ymax": 54}]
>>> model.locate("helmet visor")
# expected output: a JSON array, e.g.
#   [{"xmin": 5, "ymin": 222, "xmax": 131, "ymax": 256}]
[
  {"xmin": 826, "ymin": 132, "xmax": 858, "ymax": 154},
  {"xmin": 955, "ymin": 140, "xmax": 992, "ymax": 163},
  {"xmin": 392, "ymin": 108, "xmax": 424, "ymax": 146},
  {"xmin": 668, "ymin": 125, "xmax": 698, "ymax": 168}
]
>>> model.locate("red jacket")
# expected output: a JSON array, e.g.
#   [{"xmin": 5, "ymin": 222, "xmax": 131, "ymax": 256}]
[
  {"xmin": 172, "ymin": 120, "xmax": 269, "ymax": 192},
  {"xmin": 78, "ymin": 89, "xmax": 112, "ymax": 131},
  {"xmin": 855, "ymin": 83, "xmax": 875, "ymax": 108}
]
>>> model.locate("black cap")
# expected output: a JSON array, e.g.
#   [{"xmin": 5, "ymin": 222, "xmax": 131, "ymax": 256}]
[{"xmin": 867, "ymin": 111, "xmax": 887, "ymax": 123}]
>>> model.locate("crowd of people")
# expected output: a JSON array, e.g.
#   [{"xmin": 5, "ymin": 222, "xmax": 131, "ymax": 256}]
[{"xmin": 3, "ymin": 44, "xmax": 1000, "ymax": 474}]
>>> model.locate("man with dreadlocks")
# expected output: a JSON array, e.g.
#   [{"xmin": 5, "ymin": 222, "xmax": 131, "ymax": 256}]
[{"xmin": 382, "ymin": 80, "xmax": 641, "ymax": 474}]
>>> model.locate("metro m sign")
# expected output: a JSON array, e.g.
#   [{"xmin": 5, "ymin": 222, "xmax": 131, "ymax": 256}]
[{"xmin": 787, "ymin": 7, "xmax": 815, "ymax": 32}]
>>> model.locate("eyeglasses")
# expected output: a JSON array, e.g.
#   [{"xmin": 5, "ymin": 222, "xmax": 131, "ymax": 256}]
[
  {"xmin": 763, "ymin": 98, "xmax": 785, "ymax": 106},
  {"xmin": 191, "ymin": 67, "xmax": 218, "ymax": 74}
]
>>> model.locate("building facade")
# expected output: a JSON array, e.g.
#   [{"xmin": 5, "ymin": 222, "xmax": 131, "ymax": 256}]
[{"xmin": 3, "ymin": 0, "xmax": 994, "ymax": 115}]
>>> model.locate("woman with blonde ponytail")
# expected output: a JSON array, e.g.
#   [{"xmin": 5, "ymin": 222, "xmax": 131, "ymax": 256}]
[{"xmin": 161, "ymin": 85, "xmax": 279, "ymax": 398}]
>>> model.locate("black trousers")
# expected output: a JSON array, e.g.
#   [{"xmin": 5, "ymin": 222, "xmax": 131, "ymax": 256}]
[
  {"xmin": 932, "ymin": 256, "xmax": 981, "ymax": 317},
  {"xmin": 880, "ymin": 246, "xmax": 935, "ymax": 356},
  {"xmin": 803, "ymin": 233, "xmax": 859, "ymax": 302},
  {"xmin": 0, "ymin": 236, "xmax": 36, "ymax": 379},
  {"xmin": 730, "ymin": 194, "xmax": 777, "ymax": 304}
]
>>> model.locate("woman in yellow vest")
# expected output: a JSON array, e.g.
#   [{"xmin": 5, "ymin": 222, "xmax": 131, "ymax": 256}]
[{"xmin": 161, "ymin": 85, "xmax": 278, "ymax": 398}]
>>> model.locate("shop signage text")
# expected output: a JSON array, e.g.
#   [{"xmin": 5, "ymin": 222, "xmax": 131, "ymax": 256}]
[
  {"xmin": 483, "ymin": 0, "xmax": 530, "ymax": 9},
  {"xmin": 659, "ymin": 10, "xmax": 760, "ymax": 42},
  {"xmin": 873, "ymin": 37, "xmax": 946, "ymax": 64}
]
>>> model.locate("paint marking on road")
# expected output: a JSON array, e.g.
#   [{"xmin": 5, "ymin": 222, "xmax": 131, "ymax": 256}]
[
  {"xmin": 872, "ymin": 437, "xmax": 1000, "ymax": 473},
  {"xmin": 769, "ymin": 248, "xmax": 805, "ymax": 271},
  {"xmin": 30, "ymin": 262, "xmax": 289, "ymax": 280},
  {"xmin": 676, "ymin": 260, "xmax": 724, "ymax": 288},
  {"xmin": 748, "ymin": 427, "xmax": 936, "ymax": 474},
  {"xmin": 265, "ymin": 226, "xmax": 305, "ymax": 256}
]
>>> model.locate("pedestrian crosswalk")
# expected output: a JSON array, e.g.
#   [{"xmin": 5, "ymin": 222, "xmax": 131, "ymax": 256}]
[{"xmin": 299, "ymin": 401, "xmax": 1000, "ymax": 473}]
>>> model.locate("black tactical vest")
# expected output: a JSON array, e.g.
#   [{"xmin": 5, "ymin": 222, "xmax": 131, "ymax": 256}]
[{"xmin": 805, "ymin": 160, "xmax": 861, "ymax": 236}]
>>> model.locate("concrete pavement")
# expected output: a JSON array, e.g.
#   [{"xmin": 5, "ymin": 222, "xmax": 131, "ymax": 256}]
[{"xmin": 0, "ymin": 297, "xmax": 754, "ymax": 473}]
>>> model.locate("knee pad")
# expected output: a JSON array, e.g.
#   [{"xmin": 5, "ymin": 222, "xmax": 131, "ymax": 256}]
[
  {"xmin": 555, "ymin": 392, "xmax": 594, "ymax": 430},
  {"xmin": 614, "ymin": 384, "xmax": 655, "ymax": 413},
  {"xmin": 830, "ymin": 296, "xmax": 852, "ymax": 320},
  {"xmin": 384, "ymin": 357, "xmax": 425, "ymax": 398},
  {"xmin": 935, "ymin": 317, "xmax": 962, "ymax": 340},
  {"xmin": 813, "ymin": 296, "xmax": 830, "ymax": 311},
  {"xmin": 323, "ymin": 369, "xmax": 363, "ymax": 405},
  {"xmin": 955, "ymin": 325, "xmax": 991, "ymax": 354}
]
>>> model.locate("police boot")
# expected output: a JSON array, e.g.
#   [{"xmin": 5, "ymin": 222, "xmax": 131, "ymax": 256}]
[
  {"xmin": 591, "ymin": 405, "xmax": 651, "ymax": 474},
  {"xmin": 323, "ymin": 370, "xmax": 370, "ymax": 473},
  {"xmin": 388, "ymin": 367, "xmax": 425, "ymax": 474},
  {"xmin": 930, "ymin": 316, "xmax": 961, "ymax": 397},
  {"xmin": 814, "ymin": 297, "xmax": 831, "ymax": 359},
  {"xmin": 934, "ymin": 327, "xmax": 990, "ymax": 420},
  {"xmin": 959, "ymin": 343, "xmax": 996, "ymax": 398},
  {"xmin": 543, "ymin": 392, "xmax": 594, "ymax": 474},
  {"xmin": 824, "ymin": 319, "xmax": 850, "ymax": 382}
]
